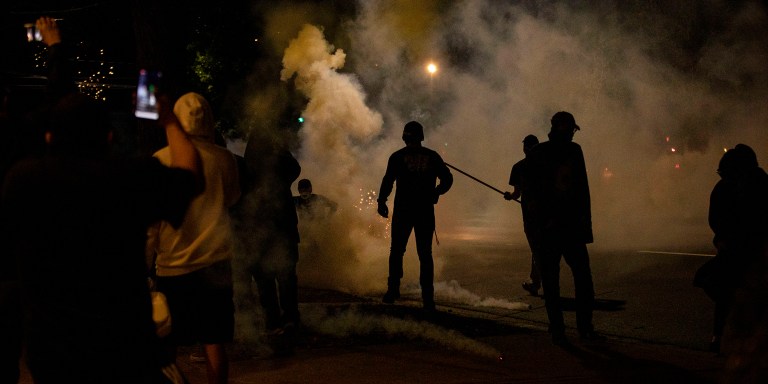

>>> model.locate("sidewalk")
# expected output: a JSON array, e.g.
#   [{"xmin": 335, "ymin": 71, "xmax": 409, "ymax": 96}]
[{"xmin": 18, "ymin": 287, "xmax": 725, "ymax": 383}]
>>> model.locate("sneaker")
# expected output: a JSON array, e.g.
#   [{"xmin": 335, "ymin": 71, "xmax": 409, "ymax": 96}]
[
  {"xmin": 189, "ymin": 351, "xmax": 206, "ymax": 363},
  {"xmin": 579, "ymin": 331, "xmax": 607, "ymax": 342},
  {"xmin": 522, "ymin": 281, "xmax": 540, "ymax": 296},
  {"xmin": 382, "ymin": 290, "xmax": 400, "ymax": 304}
]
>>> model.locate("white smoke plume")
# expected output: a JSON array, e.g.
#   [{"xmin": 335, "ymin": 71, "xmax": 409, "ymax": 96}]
[{"xmin": 433, "ymin": 280, "xmax": 531, "ymax": 311}]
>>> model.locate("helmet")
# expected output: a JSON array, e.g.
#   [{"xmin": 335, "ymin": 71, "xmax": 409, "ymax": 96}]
[
  {"xmin": 522, "ymin": 134, "xmax": 539, "ymax": 145},
  {"xmin": 402, "ymin": 121, "xmax": 424, "ymax": 142},
  {"xmin": 550, "ymin": 111, "xmax": 580, "ymax": 131}
]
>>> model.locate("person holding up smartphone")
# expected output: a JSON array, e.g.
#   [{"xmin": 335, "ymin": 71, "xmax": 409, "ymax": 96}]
[
  {"xmin": 1, "ymin": 53, "xmax": 204, "ymax": 384},
  {"xmin": 0, "ymin": 17, "xmax": 74, "ymax": 382}
]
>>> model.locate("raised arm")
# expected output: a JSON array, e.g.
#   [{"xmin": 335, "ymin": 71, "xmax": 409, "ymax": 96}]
[{"xmin": 157, "ymin": 95, "xmax": 203, "ymax": 186}]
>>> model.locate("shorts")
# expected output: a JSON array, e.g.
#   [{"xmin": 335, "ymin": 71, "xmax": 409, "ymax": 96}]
[{"xmin": 156, "ymin": 260, "xmax": 235, "ymax": 345}]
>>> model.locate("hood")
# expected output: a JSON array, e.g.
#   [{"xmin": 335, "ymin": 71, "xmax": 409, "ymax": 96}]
[{"xmin": 173, "ymin": 92, "xmax": 215, "ymax": 141}]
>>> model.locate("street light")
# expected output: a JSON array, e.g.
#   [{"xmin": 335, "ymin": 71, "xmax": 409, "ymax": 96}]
[
  {"xmin": 426, "ymin": 62, "xmax": 437, "ymax": 98},
  {"xmin": 426, "ymin": 62, "xmax": 437, "ymax": 75}
]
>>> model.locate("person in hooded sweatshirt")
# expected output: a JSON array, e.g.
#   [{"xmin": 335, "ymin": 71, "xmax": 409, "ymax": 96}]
[{"xmin": 147, "ymin": 92, "xmax": 240, "ymax": 384}]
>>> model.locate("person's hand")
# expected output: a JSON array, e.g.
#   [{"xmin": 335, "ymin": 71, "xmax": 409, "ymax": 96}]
[
  {"xmin": 377, "ymin": 201, "xmax": 388, "ymax": 218},
  {"xmin": 36, "ymin": 17, "xmax": 61, "ymax": 46},
  {"xmin": 503, "ymin": 191, "xmax": 513, "ymax": 200},
  {"xmin": 155, "ymin": 94, "xmax": 178, "ymax": 128}
]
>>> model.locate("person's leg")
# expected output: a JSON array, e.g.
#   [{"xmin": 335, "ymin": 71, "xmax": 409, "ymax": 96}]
[
  {"xmin": 385, "ymin": 211, "xmax": 413, "ymax": 302},
  {"xmin": 203, "ymin": 343, "xmax": 228, "ymax": 384},
  {"xmin": 522, "ymin": 234, "xmax": 541, "ymax": 295},
  {"xmin": 563, "ymin": 242, "xmax": 596, "ymax": 336},
  {"xmin": 251, "ymin": 269, "xmax": 281, "ymax": 331},
  {"xmin": 530, "ymin": 249, "xmax": 542, "ymax": 287},
  {"xmin": 414, "ymin": 206, "xmax": 436, "ymax": 309},
  {"xmin": 711, "ymin": 290, "xmax": 733, "ymax": 353},
  {"xmin": 537, "ymin": 243, "xmax": 565, "ymax": 340},
  {"xmin": 0, "ymin": 281, "xmax": 22, "ymax": 384},
  {"xmin": 276, "ymin": 242, "xmax": 300, "ymax": 326},
  {"xmin": 197, "ymin": 261, "xmax": 235, "ymax": 382}
]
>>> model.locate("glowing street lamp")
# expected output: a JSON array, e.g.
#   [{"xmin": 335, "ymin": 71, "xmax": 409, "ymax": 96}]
[
  {"xmin": 426, "ymin": 62, "xmax": 438, "ymax": 97},
  {"xmin": 426, "ymin": 62, "xmax": 437, "ymax": 76}
]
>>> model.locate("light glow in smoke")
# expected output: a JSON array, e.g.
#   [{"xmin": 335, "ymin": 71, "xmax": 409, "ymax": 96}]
[{"xmin": 426, "ymin": 62, "xmax": 437, "ymax": 75}]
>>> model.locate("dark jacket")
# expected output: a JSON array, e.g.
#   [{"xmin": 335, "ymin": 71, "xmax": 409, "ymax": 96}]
[
  {"xmin": 241, "ymin": 140, "xmax": 301, "ymax": 244},
  {"xmin": 378, "ymin": 145, "xmax": 453, "ymax": 210},
  {"xmin": 525, "ymin": 139, "xmax": 593, "ymax": 245}
]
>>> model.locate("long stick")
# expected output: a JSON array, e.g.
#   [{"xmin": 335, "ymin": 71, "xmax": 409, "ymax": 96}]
[{"xmin": 444, "ymin": 162, "xmax": 519, "ymax": 203}]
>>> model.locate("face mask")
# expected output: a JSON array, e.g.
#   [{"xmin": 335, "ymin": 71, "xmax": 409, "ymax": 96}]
[{"xmin": 300, "ymin": 192, "xmax": 311, "ymax": 200}]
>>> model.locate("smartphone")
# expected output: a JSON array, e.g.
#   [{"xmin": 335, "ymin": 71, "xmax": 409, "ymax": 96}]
[{"xmin": 135, "ymin": 69, "xmax": 161, "ymax": 120}]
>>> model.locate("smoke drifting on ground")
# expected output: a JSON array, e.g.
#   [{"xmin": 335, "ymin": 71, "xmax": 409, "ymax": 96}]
[
  {"xmin": 300, "ymin": 304, "xmax": 502, "ymax": 359},
  {"xmin": 241, "ymin": 1, "xmax": 768, "ymax": 298}
]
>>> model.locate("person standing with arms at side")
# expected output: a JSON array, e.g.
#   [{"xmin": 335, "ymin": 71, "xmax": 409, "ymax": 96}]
[
  {"xmin": 377, "ymin": 121, "xmax": 453, "ymax": 311},
  {"xmin": 525, "ymin": 111, "xmax": 602, "ymax": 345},
  {"xmin": 504, "ymin": 134, "xmax": 541, "ymax": 296},
  {"xmin": 699, "ymin": 144, "xmax": 768, "ymax": 355},
  {"xmin": 239, "ymin": 124, "xmax": 302, "ymax": 351},
  {"xmin": 147, "ymin": 92, "xmax": 240, "ymax": 384}
]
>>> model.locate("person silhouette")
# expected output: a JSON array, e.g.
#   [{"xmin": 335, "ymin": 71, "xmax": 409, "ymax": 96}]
[
  {"xmin": 524, "ymin": 111, "xmax": 602, "ymax": 345},
  {"xmin": 699, "ymin": 143, "xmax": 768, "ymax": 355},
  {"xmin": 504, "ymin": 134, "xmax": 541, "ymax": 296},
  {"xmin": 377, "ymin": 121, "xmax": 453, "ymax": 311},
  {"xmin": 294, "ymin": 178, "xmax": 337, "ymax": 220}
]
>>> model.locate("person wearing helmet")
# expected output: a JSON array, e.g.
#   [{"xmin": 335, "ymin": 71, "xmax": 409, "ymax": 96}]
[
  {"xmin": 525, "ymin": 111, "xmax": 601, "ymax": 345},
  {"xmin": 504, "ymin": 134, "xmax": 541, "ymax": 296},
  {"xmin": 377, "ymin": 121, "xmax": 453, "ymax": 311}
]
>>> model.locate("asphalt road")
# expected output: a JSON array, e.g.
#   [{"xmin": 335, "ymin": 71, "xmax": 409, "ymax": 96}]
[{"xmin": 436, "ymin": 241, "xmax": 715, "ymax": 351}]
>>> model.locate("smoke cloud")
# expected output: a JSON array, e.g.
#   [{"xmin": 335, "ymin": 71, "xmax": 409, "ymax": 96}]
[
  {"xmin": 300, "ymin": 304, "xmax": 502, "ymax": 359},
  {"xmin": 238, "ymin": 0, "xmax": 768, "ymax": 300}
]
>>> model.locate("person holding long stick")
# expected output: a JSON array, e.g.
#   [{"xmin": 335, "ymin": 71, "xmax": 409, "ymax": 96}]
[
  {"xmin": 504, "ymin": 134, "xmax": 542, "ymax": 296},
  {"xmin": 377, "ymin": 121, "xmax": 453, "ymax": 311}
]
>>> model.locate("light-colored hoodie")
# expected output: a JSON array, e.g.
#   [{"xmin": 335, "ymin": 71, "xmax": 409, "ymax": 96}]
[{"xmin": 148, "ymin": 92, "xmax": 241, "ymax": 276}]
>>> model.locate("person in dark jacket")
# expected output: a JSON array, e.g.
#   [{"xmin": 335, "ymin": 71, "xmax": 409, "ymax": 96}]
[
  {"xmin": 239, "ymin": 128, "xmax": 302, "ymax": 336},
  {"xmin": 703, "ymin": 144, "xmax": 768, "ymax": 355},
  {"xmin": 1, "ymin": 90, "xmax": 203, "ymax": 383},
  {"xmin": 377, "ymin": 121, "xmax": 453, "ymax": 311},
  {"xmin": 524, "ymin": 111, "xmax": 601, "ymax": 345}
]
